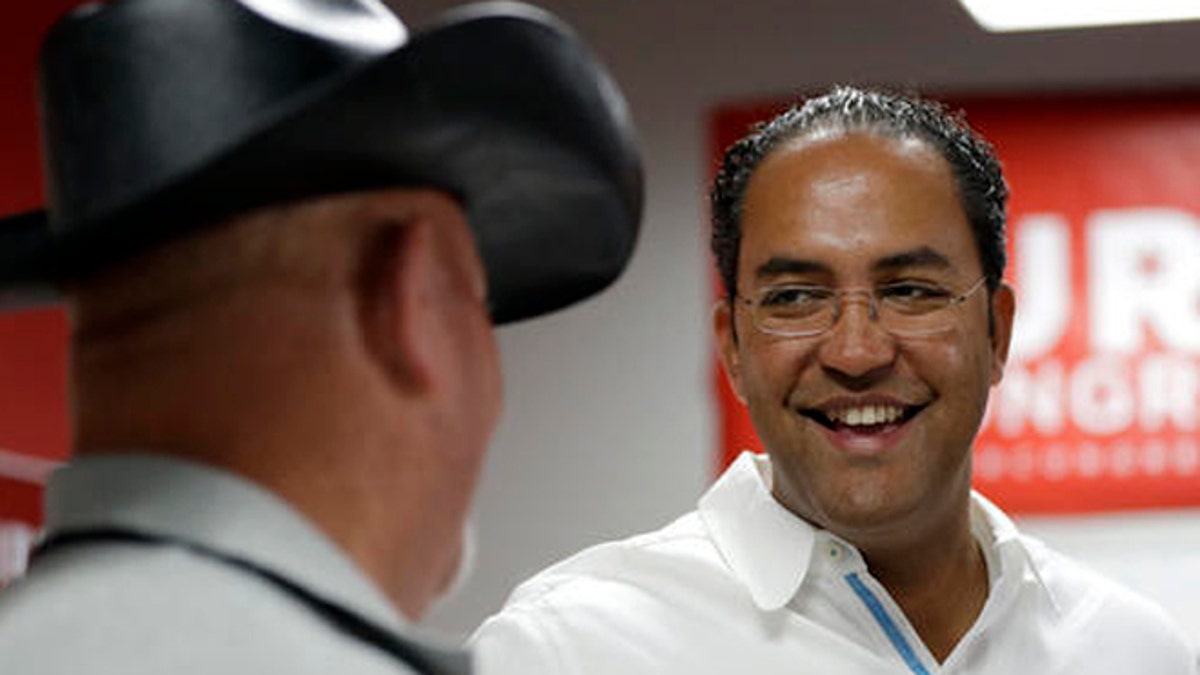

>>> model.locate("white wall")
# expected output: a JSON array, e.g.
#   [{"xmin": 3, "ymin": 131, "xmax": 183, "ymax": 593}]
[{"xmin": 388, "ymin": 0, "xmax": 1200, "ymax": 646}]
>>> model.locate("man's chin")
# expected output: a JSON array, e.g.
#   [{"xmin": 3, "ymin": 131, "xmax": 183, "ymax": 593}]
[{"xmin": 814, "ymin": 489, "xmax": 945, "ymax": 544}]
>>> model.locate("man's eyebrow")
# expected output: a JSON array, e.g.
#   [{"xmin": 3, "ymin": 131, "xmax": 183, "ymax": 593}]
[
  {"xmin": 754, "ymin": 257, "xmax": 829, "ymax": 280},
  {"xmin": 752, "ymin": 247, "xmax": 954, "ymax": 281},
  {"xmin": 872, "ymin": 246, "xmax": 952, "ymax": 272}
]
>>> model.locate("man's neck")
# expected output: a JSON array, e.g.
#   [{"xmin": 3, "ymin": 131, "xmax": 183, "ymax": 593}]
[{"xmin": 857, "ymin": 510, "xmax": 990, "ymax": 664}]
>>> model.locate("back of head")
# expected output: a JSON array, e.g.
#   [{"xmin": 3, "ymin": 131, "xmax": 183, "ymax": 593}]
[
  {"xmin": 66, "ymin": 190, "xmax": 423, "ymax": 457},
  {"xmin": 66, "ymin": 185, "xmax": 429, "ymax": 343}
]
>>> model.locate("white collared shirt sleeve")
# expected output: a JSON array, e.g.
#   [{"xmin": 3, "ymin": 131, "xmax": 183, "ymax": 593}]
[{"xmin": 473, "ymin": 596, "xmax": 570, "ymax": 674}]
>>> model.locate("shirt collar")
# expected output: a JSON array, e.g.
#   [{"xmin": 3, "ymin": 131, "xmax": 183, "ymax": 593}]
[
  {"xmin": 970, "ymin": 489, "xmax": 1021, "ymax": 548},
  {"xmin": 970, "ymin": 488, "xmax": 1064, "ymax": 617},
  {"xmin": 43, "ymin": 452, "xmax": 408, "ymax": 632},
  {"xmin": 698, "ymin": 452, "xmax": 819, "ymax": 611},
  {"xmin": 698, "ymin": 452, "xmax": 1053, "ymax": 614}
]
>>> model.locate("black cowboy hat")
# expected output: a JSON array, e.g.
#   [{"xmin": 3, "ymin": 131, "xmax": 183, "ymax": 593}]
[{"xmin": 0, "ymin": 0, "xmax": 642, "ymax": 324}]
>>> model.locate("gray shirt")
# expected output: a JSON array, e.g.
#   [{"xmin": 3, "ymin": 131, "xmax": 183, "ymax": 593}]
[{"xmin": 0, "ymin": 453, "xmax": 468, "ymax": 675}]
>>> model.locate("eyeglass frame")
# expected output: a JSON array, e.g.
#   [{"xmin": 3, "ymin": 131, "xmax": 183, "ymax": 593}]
[{"xmin": 732, "ymin": 276, "xmax": 989, "ymax": 338}]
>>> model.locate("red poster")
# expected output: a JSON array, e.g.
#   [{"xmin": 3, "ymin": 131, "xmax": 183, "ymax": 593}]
[
  {"xmin": 711, "ymin": 93, "xmax": 1200, "ymax": 514},
  {"xmin": 0, "ymin": 2, "xmax": 83, "ymax": 559}
]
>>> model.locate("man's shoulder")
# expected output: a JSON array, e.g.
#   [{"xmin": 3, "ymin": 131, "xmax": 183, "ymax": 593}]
[
  {"xmin": 473, "ymin": 511, "xmax": 759, "ymax": 674},
  {"xmin": 0, "ymin": 543, "xmax": 415, "ymax": 674},
  {"xmin": 503, "ymin": 510, "xmax": 727, "ymax": 607},
  {"xmin": 1018, "ymin": 534, "xmax": 1196, "ymax": 662},
  {"xmin": 1023, "ymin": 533, "xmax": 1168, "ymax": 621}
]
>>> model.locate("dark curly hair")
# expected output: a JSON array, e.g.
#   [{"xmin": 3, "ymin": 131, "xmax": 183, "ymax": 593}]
[{"xmin": 710, "ymin": 86, "xmax": 1008, "ymax": 300}]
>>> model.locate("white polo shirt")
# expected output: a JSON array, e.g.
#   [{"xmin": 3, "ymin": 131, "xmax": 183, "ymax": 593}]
[{"xmin": 474, "ymin": 452, "xmax": 1196, "ymax": 674}]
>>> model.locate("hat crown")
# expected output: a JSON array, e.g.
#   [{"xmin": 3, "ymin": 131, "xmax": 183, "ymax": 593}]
[
  {"xmin": 237, "ymin": 0, "xmax": 405, "ymax": 51},
  {"xmin": 4, "ymin": 1, "xmax": 644, "ymax": 324},
  {"xmin": 39, "ymin": 0, "xmax": 407, "ymax": 230}
]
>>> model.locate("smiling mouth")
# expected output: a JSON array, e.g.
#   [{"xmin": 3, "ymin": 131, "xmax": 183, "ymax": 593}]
[{"xmin": 800, "ymin": 403, "xmax": 925, "ymax": 433}]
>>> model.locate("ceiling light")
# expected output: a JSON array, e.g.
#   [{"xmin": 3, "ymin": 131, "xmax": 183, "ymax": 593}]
[{"xmin": 958, "ymin": 0, "xmax": 1200, "ymax": 32}]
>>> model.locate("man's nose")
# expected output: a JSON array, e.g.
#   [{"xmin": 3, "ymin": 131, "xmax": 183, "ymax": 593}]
[{"xmin": 816, "ymin": 293, "xmax": 897, "ymax": 380}]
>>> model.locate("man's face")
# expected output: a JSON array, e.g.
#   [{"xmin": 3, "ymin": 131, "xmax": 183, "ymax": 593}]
[{"xmin": 714, "ymin": 132, "xmax": 1013, "ymax": 547}]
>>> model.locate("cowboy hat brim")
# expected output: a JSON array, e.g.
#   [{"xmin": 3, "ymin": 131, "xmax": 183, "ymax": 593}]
[{"xmin": 0, "ymin": 2, "xmax": 642, "ymax": 324}]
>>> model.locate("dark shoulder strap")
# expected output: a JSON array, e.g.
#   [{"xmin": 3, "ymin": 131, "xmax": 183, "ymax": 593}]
[{"xmin": 34, "ymin": 529, "xmax": 469, "ymax": 675}]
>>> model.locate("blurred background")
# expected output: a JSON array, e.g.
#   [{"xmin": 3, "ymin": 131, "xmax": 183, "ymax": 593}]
[{"xmin": 0, "ymin": 0, "xmax": 1197, "ymax": 651}]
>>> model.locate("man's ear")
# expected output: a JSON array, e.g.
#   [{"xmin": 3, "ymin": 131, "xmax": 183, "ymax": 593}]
[
  {"xmin": 359, "ymin": 218, "xmax": 440, "ymax": 393},
  {"xmin": 713, "ymin": 301, "xmax": 748, "ymax": 404},
  {"xmin": 988, "ymin": 281, "xmax": 1016, "ymax": 386}
]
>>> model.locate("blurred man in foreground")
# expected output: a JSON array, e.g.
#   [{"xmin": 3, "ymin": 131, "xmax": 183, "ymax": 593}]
[
  {"xmin": 473, "ymin": 86, "xmax": 1195, "ymax": 674},
  {"xmin": 0, "ymin": 0, "xmax": 641, "ymax": 673}
]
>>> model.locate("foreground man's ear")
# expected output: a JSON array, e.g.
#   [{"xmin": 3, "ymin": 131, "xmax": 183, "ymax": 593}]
[
  {"xmin": 360, "ymin": 192, "xmax": 486, "ymax": 398},
  {"xmin": 713, "ymin": 300, "xmax": 749, "ymax": 404},
  {"xmin": 358, "ymin": 214, "xmax": 441, "ymax": 394}
]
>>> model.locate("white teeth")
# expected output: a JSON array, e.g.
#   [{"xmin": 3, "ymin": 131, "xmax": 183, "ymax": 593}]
[{"xmin": 829, "ymin": 405, "xmax": 904, "ymax": 426}]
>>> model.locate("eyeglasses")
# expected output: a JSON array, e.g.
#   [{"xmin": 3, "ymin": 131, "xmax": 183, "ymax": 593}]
[{"xmin": 735, "ymin": 277, "xmax": 987, "ymax": 338}]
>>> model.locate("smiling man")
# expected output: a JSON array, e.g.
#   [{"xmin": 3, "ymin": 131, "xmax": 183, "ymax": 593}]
[{"xmin": 472, "ymin": 87, "xmax": 1196, "ymax": 674}]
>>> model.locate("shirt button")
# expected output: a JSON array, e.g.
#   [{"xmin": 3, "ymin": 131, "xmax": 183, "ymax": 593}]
[{"xmin": 827, "ymin": 544, "xmax": 842, "ymax": 560}]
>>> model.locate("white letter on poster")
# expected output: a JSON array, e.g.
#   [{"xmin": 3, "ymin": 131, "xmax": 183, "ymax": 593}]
[
  {"xmin": 1090, "ymin": 208, "xmax": 1200, "ymax": 354},
  {"xmin": 1011, "ymin": 214, "xmax": 1071, "ymax": 362}
]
